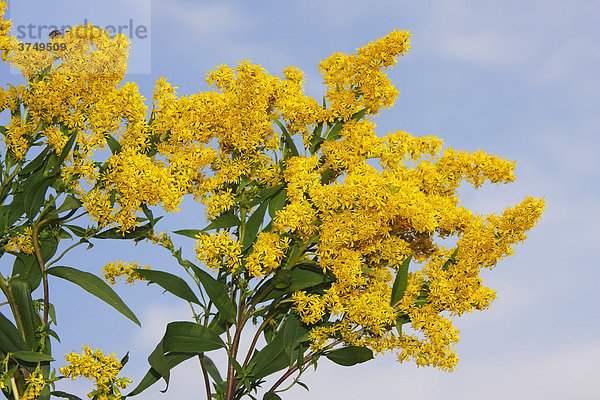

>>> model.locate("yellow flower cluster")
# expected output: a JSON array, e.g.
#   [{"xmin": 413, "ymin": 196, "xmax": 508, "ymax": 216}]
[
  {"xmin": 3, "ymin": 226, "xmax": 35, "ymax": 254},
  {"xmin": 194, "ymin": 231, "xmax": 242, "ymax": 272},
  {"xmin": 22, "ymin": 370, "xmax": 46, "ymax": 400},
  {"xmin": 244, "ymin": 232, "xmax": 291, "ymax": 277},
  {"xmin": 0, "ymin": 2, "xmax": 15, "ymax": 62},
  {"xmin": 138, "ymin": 230, "xmax": 174, "ymax": 250},
  {"xmin": 282, "ymin": 126, "xmax": 544, "ymax": 370},
  {"xmin": 319, "ymin": 29, "xmax": 412, "ymax": 120},
  {"xmin": 60, "ymin": 345, "xmax": 131, "ymax": 400},
  {"xmin": 102, "ymin": 260, "xmax": 151, "ymax": 285}
]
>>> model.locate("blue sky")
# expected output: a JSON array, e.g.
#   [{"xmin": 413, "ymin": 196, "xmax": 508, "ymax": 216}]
[{"xmin": 1, "ymin": 1, "xmax": 599, "ymax": 399}]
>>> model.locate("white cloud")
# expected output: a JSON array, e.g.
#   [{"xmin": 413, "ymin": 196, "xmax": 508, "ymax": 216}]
[{"xmin": 133, "ymin": 303, "xmax": 192, "ymax": 350}]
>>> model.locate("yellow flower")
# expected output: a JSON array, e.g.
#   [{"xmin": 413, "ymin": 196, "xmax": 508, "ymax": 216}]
[
  {"xmin": 60, "ymin": 345, "xmax": 130, "ymax": 399},
  {"xmin": 102, "ymin": 260, "xmax": 151, "ymax": 285}
]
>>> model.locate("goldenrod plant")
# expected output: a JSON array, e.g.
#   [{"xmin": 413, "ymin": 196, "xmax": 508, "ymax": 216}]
[{"xmin": 0, "ymin": 2, "xmax": 544, "ymax": 399}]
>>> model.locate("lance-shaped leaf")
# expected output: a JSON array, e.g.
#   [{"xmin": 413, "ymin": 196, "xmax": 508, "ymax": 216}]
[
  {"xmin": 325, "ymin": 346, "xmax": 374, "ymax": 366},
  {"xmin": 274, "ymin": 119, "xmax": 298, "ymax": 157},
  {"xmin": 56, "ymin": 194, "xmax": 82, "ymax": 214},
  {"xmin": 350, "ymin": 106, "xmax": 370, "ymax": 121},
  {"xmin": 94, "ymin": 223, "xmax": 152, "ymax": 240},
  {"xmin": 202, "ymin": 209, "xmax": 241, "ymax": 232},
  {"xmin": 51, "ymin": 392, "xmax": 83, "ymax": 400},
  {"xmin": 282, "ymin": 313, "xmax": 308, "ymax": 366},
  {"xmin": 162, "ymin": 321, "xmax": 226, "ymax": 353},
  {"xmin": 10, "ymin": 351, "xmax": 54, "ymax": 363},
  {"xmin": 172, "ymin": 229, "xmax": 202, "ymax": 239},
  {"xmin": 250, "ymin": 326, "xmax": 289, "ymax": 380},
  {"xmin": 390, "ymin": 254, "xmax": 413, "ymax": 307},
  {"xmin": 248, "ymin": 183, "xmax": 285, "ymax": 208},
  {"xmin": 105, "ymin": 135, "xmax": 122, "ymax": 155},
  {"xmin": 326, "ymin": 120, "xmax": 343, "ymax": 141},
  {"xmin": 23, "ymin": 173, "xmax": 52, "ymax": 220},
  {"xmin": 188, "ymin": 264, "xmax": 237, "ymax": 324},
  {"xmin": 12, "ymin": 253, "xmax": 42, "ymax": 291},
  {"xmin": 242, "ymin": 201, "xmax": 269, "ymax": 252},
  {"xmin": 441, "ymin": 247, "xmax": 459, "ymax": 271},
  {"xmin": 57, "ymin": 127, "xmax": 78, "ymax": 166},
  {"xmin": 133, "ymin": 269, "xmax": 201, "ymax": 305},
  {"xmin": 0, "ymin": 312, "xmax": 28, "ymax": 353},
  {"xmin": 9, "ymin": 280, "xmax": 39, "ymax": 349},
  {"xmin": 201, "ymin": 355, "xmax": 223, "ymax": 385},
  {"xmin": 46, "ymin": 266, "xmax": 140, "ymax": 326},
  {"xmin": 127, "ymin": 352, "xmax": 193, "ymax": 396},
  {"xmin": 138, "ymin": 321, "xmax": 225, "ymax": 393},
  {"xmin": 268, "ymin": 188, "xmax": 287, "ymax": 219},
  {"xmin": 263, "ymin": 393, "xmax": 282, "ymax": 400},
  {"xmin": 18, "ymin": 146, "xmax": 49, "ymax": 176},
  {"xmin": 309, "ymin": 122, "xmax": 325, "ymax": 155},
  {"xmin": 395, "ymin": 313, "xmax": 411, "ymax": 335}
]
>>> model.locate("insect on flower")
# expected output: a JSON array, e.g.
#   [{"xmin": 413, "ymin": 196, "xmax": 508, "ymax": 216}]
[{"xmin": 48, "ymin": 29, "xmax": 63, "ymax": 38}]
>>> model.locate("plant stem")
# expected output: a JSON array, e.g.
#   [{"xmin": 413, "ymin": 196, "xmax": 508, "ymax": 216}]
[
  {"xmin": 198, "ymin": 354, "xmax": 212, "ymax": 400},
  {"xmin": 225, "ymin": 291, "xmax": 246, "ymax": 400},
  {"xmin": 266, "ymin": 339, "xmax": 343, "ymax": 394}
]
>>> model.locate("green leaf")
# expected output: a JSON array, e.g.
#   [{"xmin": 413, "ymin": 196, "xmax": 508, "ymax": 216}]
[
  {"xmin": 162, "ymin": 321, "xmax": 226, "ymax": 353},
  {"xmin": 0, "ymin": 312, "xmax": 28, "ymax": 352},
  {"xmin": 282, "ymin": 313, "xmax": 308, "ymax": 366},
  {"xmin": 442, "ymin": 247, "xmax": 459, "ymax": 271},
  {"xmin": 274, "ymin": 119, "xmax": 298, "ymax": 157},
  {"xmin": 23, "ymin": 173, "xmax": 52, "ymax": 220},
  {"xmin": 18, "ymin": 147, "xmax": 50, "ymax": 176},
  {"xmin": 201, "ymin": 355, "xmax": 223, "ymax": 384},
  {"xmin": 242, "ymin": 201, "xmax": 268, "ymax": 252},
  {"xmin": 250, "ymin": 327, "xmax": 289, "ymax": 379},
  {"xmin": 56, "ymin": 195, "xmax": 81, "ymax": 214},
  {"xmin": 350, "ymin": 106, "xmax": 370, "ymax": 121},
  {"xmin": 202, "ymin": 210, "xmax": 241, "ymax": 232},
  {"xmin": 147, "ymin": 339, "xmax": 170, "ymax": 391},
  {"xmin": 272, "ymin": 269, "xmax": 292, "ymax": 289},
  {"xmin": 51, "ymin": 392, "xmax": 83, "ymax": 400},
  {"xmin": 172, "ymin": 229, "xmax": 202, "ymax": 239},
  {"xmin": 57, "ymin": 127, "xmax": 77, "ymax": 166},
  {"xmin": 320, "ymin": 168, "xmax": 337, "ymax": 185},
  {"xmin": 39, "ymin": 235, "xmax": 58, "ymax": 263},
  {"xmin": 126, "ymin": 353, "xmax": 193, "ymax": 396},
  {"xmin": 94, "ymin": 223, "xmax": 152, "ymax": 240},
  {"xmin": 309, "ymin": 122, "xmax": 325, "ymax": 155},
  {"xmin": 326, "ymin": 121, "xmax": 343, "ymax": 141},
  {"xmin": 12, "ymin": 253, "xmax": 42, "ymax": 291},
  {"xmin": 10, "ymin": 351, "xmax": 53, "ymax": 362},
  {"xmin": 395, "ymin": 314, "xmax": 411, "ymax": 335},
  {"xmin": 390, "ymin": 254, "xmax": 413, "ymax": 307},
  {"xmin": 105, "ymin": 135, "xmax": 122, "ymax": 155},
  {"xmin": 260, "ymin": 266, "xmax": 331, "ymax": 303},
  {"xmin": 63, "ymin": 224, "xmax": 91, "ymax": 238},
  {"xmin": 9, "ymin": 280, "xmax": 39, "ymax": 349},
  {"xmin": 6, "ymin": 192, "xmax": 26, "ymax": 227},
  {"xmin": 263, "ymin": 393, "xmax": 282, "ymax": 400},
  {"xmin": 268, "ymin": 187, "xmax": 287, "ymax": 219},
  {"xmin": 133, "ymin": 269, "xmax": 201, "ymax": 305},
  {"xmin": 46, "ymin": 266, "xmax": 140, "ymax": 326},
  {"xmin": 190, "ymin": 265, "xmax": 236, "ymax": 324},
  {"xmin": 258, "ymin": 183, "xmax": 286, "ymax": 201},
  {"xmin": 325, "ymin": 346, "xmax": 373, "ymax": 366}
]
